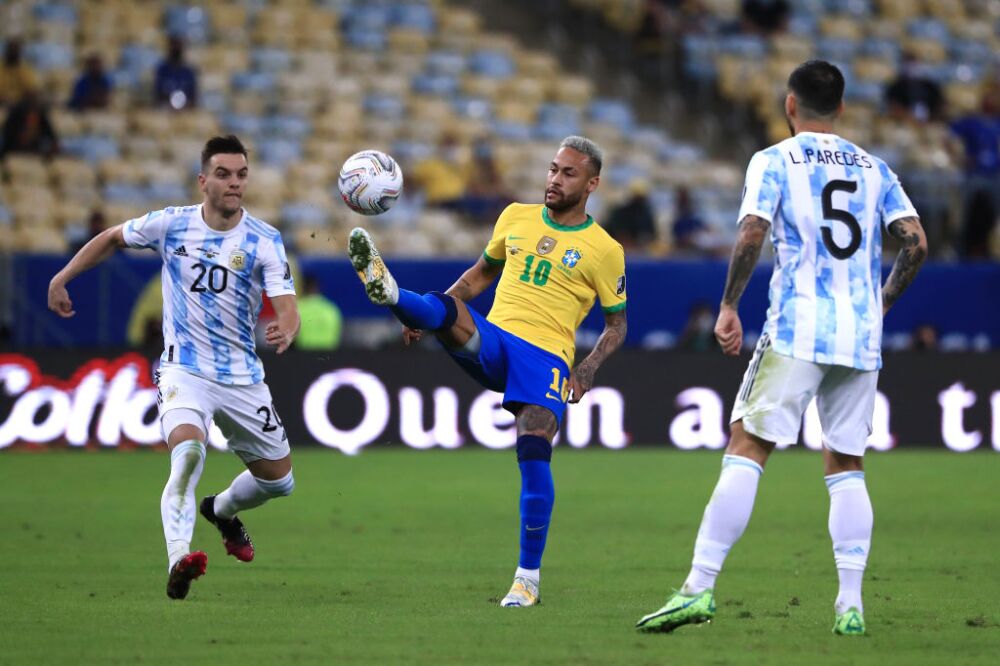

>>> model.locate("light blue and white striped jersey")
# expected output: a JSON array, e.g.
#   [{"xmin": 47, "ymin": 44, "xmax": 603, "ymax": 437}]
[
  {"xmin": 738, "ymin": 132, "xmax": 917, "ymax": 371},
  {"xmin": 122, "ymin": 204, "xmax": 295, "ymax": 385}
]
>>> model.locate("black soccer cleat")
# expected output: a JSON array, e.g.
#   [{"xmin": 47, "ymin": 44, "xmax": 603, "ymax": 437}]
[
  {"xmin": 200, "ymin": 495, "xmax": 255, "ymax": 562},
  {"xmin": 166, "ymin": 551, "xmax": 207, "ymax": 600}
]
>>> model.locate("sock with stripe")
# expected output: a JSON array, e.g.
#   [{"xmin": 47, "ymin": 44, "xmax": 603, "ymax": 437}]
[
  {"xmin": 389, "ymin": 289, "xmax": 450, "ymax": 330},
  {"xmin": 214, "ymin": 470, "xmax": 295, "ymax": 519},
  {"xmin": 682, "ymin": 454, "xmax": 764, "ymax": 594},
  {"xmin": 826, "ymin": 471, "xmax": 872, "ymax": 615},
  {"xmin": 160, "ymin": 439, "xmax": 206, "ymax": 571}
]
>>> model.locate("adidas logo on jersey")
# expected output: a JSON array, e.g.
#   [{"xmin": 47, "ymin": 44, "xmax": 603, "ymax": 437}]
[{"xmin": 173, "ymin": 245, "xmax": 188, "ymax": 256}]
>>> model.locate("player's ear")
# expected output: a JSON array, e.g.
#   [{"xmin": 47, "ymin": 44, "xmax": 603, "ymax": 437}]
[
  {"xmin": 784, "ymin": 93, "xmax": 796, "ymax": 119},
  {"xmin": 587, "ymin": 175, "xmax": 600, "ymax": 193}
]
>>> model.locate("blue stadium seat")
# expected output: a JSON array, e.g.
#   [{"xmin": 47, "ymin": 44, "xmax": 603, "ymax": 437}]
[
  {"xmin": 165, "ymin": 5, "xmax": 211, "ymax": 44},
  {"xmin": 859, "ymin": 37, "xmax": 900, "ymax": 62},
  {"xmin": 390, "ymin": 139, "xmax": 434, "ymax": 163},
  {"xmin": 468, "ymin": 50, "xmax": 515, "ymax": 79},
  {"xmin": 817, "ymin": 37, "xmax": 858, "ymax": 63},
  {"xmin": 344, "ymin": 28, "xmax": 387, "ymax": 50},
  {"xmin": 103, "ymin": 183, "xmax": 148, "ymax": 205},
  {"xmin": 251, "ymin": 47, "xmax": 293, "ymax": 73},
  {"xmin": 681, "ymin": 36, "xmax": 719, "ymax": 81},
  {"xmin": 119, "ymin": 44, "xmax": 162, "ymax": 76},
  {"xmin": 363, "ymin": 93, "xmax": 406, "ymax": 120},
  {"xmin": 341, "ymin": 4, "xmax": 392, "ymax": 31},
  {"xmin": 24, "ymin": 42, "xmax": 74, "ymax": 71},
  {"xmin": 389, "ymin": 3, "xmax": 436, "ymax": 33},
  {"xmin": 280, "ymin": 202, "xmax": 327, "ymax": 227},
  {"xmin": 0, "ymin": 204, "xmax": 11, "ymax": 226},
  {"xmin": 717, "ymin": 35, "xmax": 767, "ymax": 59},
  {"xmin": 951, "ymin": 40, "xmax": 993, "ymax": 67},
  {"xmin": 822, "ymin": 0, "xmax": 872, "ymax": 17},
  {"xmin": 425, "ymin": 50, "xmax": 466, "ymax": 76},
  {"xmin": 231, "ymin": 71, "xmax": 277, "ymax": 93},
  {"xmin": 412, "ymin": 73, "xmax": 460, "ymax": 97},
  {"xmin": 588, "ymin": 99, "xmax": 635, "ymax": 134},
  {"xmin": 451, "ymin": 96, "xmax": 492, "ymax": 120},
  {"xmin": 32, "ymin": 2, "xmax": 78, "ymax": 25},
  {"xmin": 223, "ymin": 113, "xmax": 264, "ymax": 136},
  {"xmin": 263, "ymin": 115, "xmax": 311, "ymax": 139},
  {"xmin": 146, "ymin": 182, "xmax": 189, "ymax": 203},
  {"xmin": 257, "ymin": 138, "xmax": 303, "ymax": 167},
  {"xmin": 491, "ymin": 120, "xmax": 533, "ymax": 142},
  {"xmin": 845, "ymin": 80, "xmax": 884, "ymax": 104},
  {"xmin": 62, "ymin": 136, "xmax": 120, "ymax": 163},
  {"xmin": 907, "ymin": 18, "xmax": 950, "ymax": 42}
]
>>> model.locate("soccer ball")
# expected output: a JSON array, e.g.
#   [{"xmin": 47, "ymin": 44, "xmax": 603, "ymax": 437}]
[{"xmin": 337, "ymin": 150, "xmax": 404, "ymax": 215}]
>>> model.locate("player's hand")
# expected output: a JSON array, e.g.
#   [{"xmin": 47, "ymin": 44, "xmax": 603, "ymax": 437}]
[
  {"xmin": 47, "ymin": 281, "xmax": 75, "ymax": 318},
  {"xmin": 714, "ymin": 305, "xmax": 743, "ymax": 356},
  {"xmin": 265, "ymin": 321, "xmax": 295, "ymax": 354},
  {"xmin": 402, "ymin": 326, "xmax": 423, "ymax": 346},
  {"xmin": 567, "ymin": 362, "xmax": 596, "ymax": 403}
]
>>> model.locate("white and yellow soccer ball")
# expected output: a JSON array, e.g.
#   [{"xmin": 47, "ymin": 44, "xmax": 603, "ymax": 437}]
[{"xmin": 337, "ymin": 150, "xmax": 404, "ymax": 215}]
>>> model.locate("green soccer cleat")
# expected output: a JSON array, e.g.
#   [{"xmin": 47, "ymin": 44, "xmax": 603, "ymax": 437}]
[
  {"xmin": 832, "ymin": 607, "xmax": 866, "ymax": 636},
  {"xmin": 636, "ymin": 589, "xmax": 716, "ymax": 633},
  {"xmin": 348, "ymin": 227, "xmax": 398, "ymax": 305}
]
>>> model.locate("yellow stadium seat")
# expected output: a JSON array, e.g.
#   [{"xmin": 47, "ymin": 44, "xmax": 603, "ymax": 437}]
[
  {"xmin": 3, "ymin": 156, "xmax": 50, "ymax": 185},
  {"xmin": 50, "ymin": 157, "xmax": 97, "ymax": 190}
]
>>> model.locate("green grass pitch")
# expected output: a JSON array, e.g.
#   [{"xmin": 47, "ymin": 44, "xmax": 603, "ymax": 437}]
[{"xmin": 1, "ymin": 448, "xmax": 998, "ymax": 665}]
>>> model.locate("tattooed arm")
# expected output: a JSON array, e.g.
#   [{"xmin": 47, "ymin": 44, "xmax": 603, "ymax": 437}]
[
  {"xmin": 882, "ymin": 216, "xmax": 927, "ymax": 315},
  {"xmin": 568, "ymin": 309, "xmax": 627, "ymax": 403},
  {"xmin": 446, "ymin": 254, "xmax": 503, "ymax": 302},
  {"xmin": 716, "ymin": 215, "xmax": 771, "ymax": 355}
]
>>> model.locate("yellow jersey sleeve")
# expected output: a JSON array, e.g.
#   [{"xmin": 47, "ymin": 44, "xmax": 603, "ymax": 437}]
[
  {"xmin": 595, "ymin": 242, "xmax": 627, "ymax": 313},
  {"xmin": 483, "ymin": 204, "xmax": 516, "ymax": 265}
]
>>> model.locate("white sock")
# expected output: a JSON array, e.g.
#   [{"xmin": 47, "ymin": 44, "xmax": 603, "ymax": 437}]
[
  {"xmin": 214, "ymin": 470, "xmax": 294, "ymax": 519},
  {"xmin": 826, "ymin": 471, "xmax": 872, "ymax": 615},
  {"xmin": 515, "ymin": 566, "xmax": 540, "ymax": 584},
  {"xmin": 161, "ymin": 440, "xmax": 206, "ymax": 571},
  {"xmin": 682, "ymin": 455, "xmax": 763, "ymax": 594}
]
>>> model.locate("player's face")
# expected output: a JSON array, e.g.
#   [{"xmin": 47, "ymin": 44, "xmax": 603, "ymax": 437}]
[
  {"xmin": 199, "ymin": 153, "xmax": 248, "ymax": 217},
  {"xmin": 545, "ymin": 148, "xmax": 599, "ymax": 212}
]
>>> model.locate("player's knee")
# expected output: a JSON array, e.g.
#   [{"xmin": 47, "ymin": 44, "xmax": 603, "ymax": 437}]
[
  {"xmin": 516, "ymin": 434, "xmax": 552, "ymax": 463},
  {"xmin": 427, "ymin": 291, "xmax": 459, "ymax": 329},
  {"xmin": 255, "ymin": 471, "xmax": 295, "ymax": 498}
]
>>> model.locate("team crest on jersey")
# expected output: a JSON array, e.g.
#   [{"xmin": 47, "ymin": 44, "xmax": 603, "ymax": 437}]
[
  {"xmin": 229, "ymin": 250, "xmax": 247, "ymax": 271},
  {"xmin": 537, "ymin": 236, "xmax": 557, "ymax": 255},
  {"xmin": 561, "ymin": 248, "xmax": 582, "ymax": 268},
  {"xmin": 163, "ymin": 385, "xmax": 178, "ymax": 403}
]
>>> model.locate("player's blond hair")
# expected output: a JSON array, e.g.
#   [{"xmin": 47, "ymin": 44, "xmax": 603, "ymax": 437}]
[{"xmin": 560, "ymin": 135, "xmax": 602, "ymax": 175}]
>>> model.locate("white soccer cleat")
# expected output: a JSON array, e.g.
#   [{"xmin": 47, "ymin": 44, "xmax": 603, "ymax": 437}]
[
  {"xmin": 347, "ymin": 227, "xmax": 398, "ymax": 305},
  {"xmin": 500, "ymin": 575, "xmax": 540, "ymax": 607}
]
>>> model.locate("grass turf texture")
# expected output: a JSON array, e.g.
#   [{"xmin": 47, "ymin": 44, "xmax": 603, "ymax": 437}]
[{"xmin": 1, "ymin": 449, "xmax": 998, "ymax": 665}]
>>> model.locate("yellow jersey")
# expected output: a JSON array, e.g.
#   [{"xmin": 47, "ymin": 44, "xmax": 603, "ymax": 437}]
[{"xmin": 483, "ymin": 203, "xmax": 627, "ymax": 366}]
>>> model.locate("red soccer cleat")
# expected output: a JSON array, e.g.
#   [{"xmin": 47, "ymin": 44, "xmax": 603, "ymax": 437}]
[
  {"xmin": 200, "ymin": 496, "xmax": 255, "ymax": 562},
  {"xmin": 166, "ymin": 551, "xmax": 208, "ymax": 600}
]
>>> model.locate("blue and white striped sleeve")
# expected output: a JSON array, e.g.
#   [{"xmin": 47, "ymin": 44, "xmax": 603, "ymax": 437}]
[
  {"xmin": 121, "ymin": 209, "xmax": 168, "ymax": 254},
  {"xmin": 263, "ymin": 232, "xmax": 296, "ymax": 297},
  {"xmin": 737, "ymin": 149, "xmax": 783, "ymax": 224},
  {"xmin": 879, "ymin": 164, "xmax": 918, "ymax": 229}
]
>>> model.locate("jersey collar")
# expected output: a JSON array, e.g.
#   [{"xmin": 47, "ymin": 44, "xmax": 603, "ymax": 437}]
[
  {"xmin": 198, "ymin": 203, "xmax": 247, "ymax": 235},
  {"xmin": 542, "ymin": 207, "xmax": 594, "ymax": 232}
]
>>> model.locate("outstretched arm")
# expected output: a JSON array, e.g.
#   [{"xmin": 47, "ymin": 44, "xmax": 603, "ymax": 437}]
[
  {"xmin": 266, "ymin": 294, "xmax": 300, "ymax": 354},
  {"xmin": 716, "ymin": 214, "xmax": 770, "ymax": 355},
  {"xmin": 882, "ymin": 216, "xmax": 927, "ymax": 315},
  {"xmin": 568, "ymin": 309, "xmax": 627, "ymax": 403},
  {"xmin": 48, "ymin": 224, "xmax": 128, "ymax": 318}
]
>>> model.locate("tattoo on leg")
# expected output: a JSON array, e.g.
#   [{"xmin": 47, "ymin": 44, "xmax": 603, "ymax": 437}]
[{"xmin": 517, "ymin": 405, "xmax": 557, "ymax": 438}]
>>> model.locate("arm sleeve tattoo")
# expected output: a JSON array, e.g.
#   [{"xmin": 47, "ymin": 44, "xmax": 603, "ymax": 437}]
[{"xmin": 721, "ymin": 215, "xmax": 771, "ymax": 307}]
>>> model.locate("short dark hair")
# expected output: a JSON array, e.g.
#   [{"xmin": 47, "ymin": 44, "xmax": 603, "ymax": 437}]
[
  {"xmin": 201, "ymin": 135, "xmax": 248, "ymax": 169},
  {"xmin": 787, "ymin": 60, "xmax": 844, "ymax": 118}
]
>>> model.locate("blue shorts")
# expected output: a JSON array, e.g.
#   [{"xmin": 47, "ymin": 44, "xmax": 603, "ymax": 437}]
[{"xmin": 444, "ymin": 308, "xmax": 571, "ymax": 424}]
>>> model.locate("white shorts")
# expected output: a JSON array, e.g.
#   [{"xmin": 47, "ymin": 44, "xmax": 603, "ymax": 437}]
[
  {"xmin": 156, "ymin": 367, "xmax": 290, "ymax": 464},
  {"xmin": 730, "ymin": 334, "xmax": 878, "ymax": 456}
]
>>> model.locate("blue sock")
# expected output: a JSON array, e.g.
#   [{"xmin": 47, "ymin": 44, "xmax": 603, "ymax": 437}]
[
  {"xmin": 389, "ymin": 289, "xmax": 447, "ymax": 330},
  {"xmin": 518, "ymin": 458, "xmax": 554, "ymax": 570}
]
